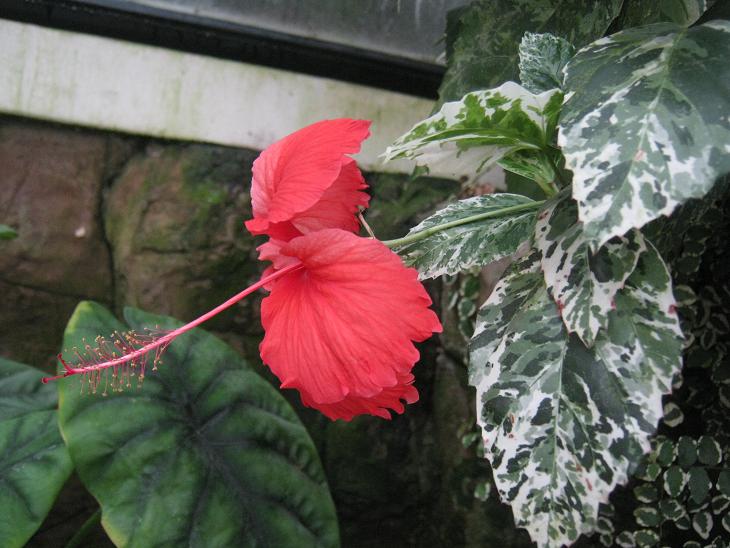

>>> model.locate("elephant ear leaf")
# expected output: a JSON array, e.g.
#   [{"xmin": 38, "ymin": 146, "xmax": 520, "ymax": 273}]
[
  {"xmin": 57, "ymin": 301, "xmax": 339, "ymax": 548},
  {"xmin": 0, "ymin": 357, "xmax": 73, "ymax": 548}
]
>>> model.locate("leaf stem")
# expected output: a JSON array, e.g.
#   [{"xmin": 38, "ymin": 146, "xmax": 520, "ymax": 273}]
[
  {"xmin": 382, "ymin": 200, "xmax": 544, "ymax": 248},
  {"xmin": 534, "ymin": 177, "xmax": 557, "ymax": 197},
  {"xmin": 65, "ymin": 508, "xmax": 101, "ymax": 548}
]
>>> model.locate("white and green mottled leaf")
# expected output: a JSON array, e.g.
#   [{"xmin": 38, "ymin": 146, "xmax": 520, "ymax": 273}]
[
  {"xmin": 468, "ymin": 244, "xmax": 683, "ymax": 547},
  {"xmin": 664, "ymin": 465, "xmax": 688, "ymax": 497},
  {"xmin": 677, "ymin": 436, "xmax": 698, "ymax": 468},
  {"xmin": 384, "ymin": 82, "xmax": 563, "ymax": 182},
  {"xmin": 697, "ymin": 435, "xmax": 722, "ymax": 466},
  {"xmin": 634, "ymin": 529, "xmax": 660, "ymax": 546},
  {"xmin": 535, "ymin": 191, "xmax": 646, "ymax": 346},
  {"xmin": 635, "ymin": 506, "xmax": 661, "ymax": 527},
  {"xmin": 692, "ymin": 511, "xmax": 713, "ymax": 539},
  {"xmin": 688, "ymin": 466, "xmax": 712, "ymax": 504},
  {"xmin": 393, "ymin": 194, "xmax": 538, "ymax": 279},
  {"xmin": 712, "ymin": 494, "xmax": 730, "ymax": 514},
  {"xmin": 633, "ymin": 484, "xmax": 658, "ymax": 503},
  {"xmin": 560, "ymin": 21, "xmax": 730, "ymax": 247},
  {"xmin": 519, "ymin": 32, "xmax": 576, "ymax": 93},
  {"xmin": 663, "ymin": 401, "xmax": 685, "ymax": 427},
  {"xmin": 659, "ymin": 498, "xmax": 687, "ymax": 521},
  {"xmin": 438, "ymin": 0, "xmax": 622, "ymax": 104}
]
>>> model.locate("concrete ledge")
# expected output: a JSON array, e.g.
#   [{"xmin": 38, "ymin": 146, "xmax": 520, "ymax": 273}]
[{"xmin": 0, "ymin": 19, "xmax": 435, "ymax": 171}]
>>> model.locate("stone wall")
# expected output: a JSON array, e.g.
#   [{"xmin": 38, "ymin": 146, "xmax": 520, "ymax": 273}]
[{"xmin": 0, "ymin": 116, "xmax": 530, "ymax": 547}]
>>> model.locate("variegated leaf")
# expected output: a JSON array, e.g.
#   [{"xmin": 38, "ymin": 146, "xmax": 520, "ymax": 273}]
[
  {"xmin": 439, "ymin": 0, "xmax": 622, "ymax": 104},
  {"xmin": 560, "ymin": 21, "xmax": 730, "ymax": 248},
  {"xmin": 535, "ymin": 191, "xmax": 646, "ymax": 346},
  {"xmin": 519, "ymin": 32, "xmax": 576, "ymax": 94},
  {"xmin": 468, "ymin": 245, "xmax": 683, "ymax": 547},
  {"xmin": 384, "ymin": 82, "xmax": 563, "ymax": 183},
  {"xmin": 393, "ymin": 194, "xmax": 539, "ymax": 279}
]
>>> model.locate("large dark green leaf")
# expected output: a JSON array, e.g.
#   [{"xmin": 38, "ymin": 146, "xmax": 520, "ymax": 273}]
[
  {"xmin": 57, "ymin": 302, "xmax": 339, "ymax": 547},
  {"xmin": 535, "ymin": 191, "xmax": 646, "ymax": 346},
  {"xmin": 391, "ymin": 194, "xmax": 539, "ymax": 278},
  {"xmin": 468, "ymin": 245, "xmax": 683, "ymax": 546},
  {"xmin": 0, "ymin": 357, "xmax": 73, "ymax": 548},
  {"xmin": 438, "ymin": 0, "xmax": 621, "ymax": 104},
  {"xmin": 560, "ymin": 21, "xmax": 730, "ymax": 247}
]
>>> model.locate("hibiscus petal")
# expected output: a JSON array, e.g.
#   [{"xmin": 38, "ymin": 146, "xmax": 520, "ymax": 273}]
[
  {"xmin": 290, "ymin": 158, "xmax": 370, "ymax": 235},
  {"xmin": 259, "ymin": 229, "xmax": 442, "ymax": 418},
  {"xmin": 299, "ymin": 373, "xmax": 419, "ymax": 421},
  {"xmin": 246, "ymin": 119, "xmax": 371, "ymax": 234},
  {"xmin": 253, "ymin": 159, "xmax": 370, "ymax": 268}
]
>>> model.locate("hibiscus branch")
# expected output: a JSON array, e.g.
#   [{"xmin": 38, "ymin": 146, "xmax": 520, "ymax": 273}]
[{"xmin": 381, "ymin": 200, "xmax": 544, "ymax": 248}]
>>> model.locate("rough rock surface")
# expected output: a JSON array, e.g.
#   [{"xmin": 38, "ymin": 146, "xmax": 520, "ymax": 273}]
[{"xmin": 0, "ymin": 119, "xmax": 131, "ymax": 368}]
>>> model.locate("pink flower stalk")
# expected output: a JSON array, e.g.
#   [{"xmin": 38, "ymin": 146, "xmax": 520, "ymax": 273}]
[{"xmin": 44, "ymin": 119, "xmax": 442, "ymax": 421}]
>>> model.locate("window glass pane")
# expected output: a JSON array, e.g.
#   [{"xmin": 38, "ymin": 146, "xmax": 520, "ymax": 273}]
[{"xmin": 89, "ymin": 0, "xmax": 469, "ymax": 64}]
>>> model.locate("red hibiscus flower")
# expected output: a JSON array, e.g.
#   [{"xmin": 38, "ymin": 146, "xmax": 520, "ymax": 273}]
[
  {"xmin": 259, "ymin": 229, "xmax": 441, "ymax": 420},
  {"xmin": 44, "ymin": 119, "xmax": 442, "ymax": 421}
]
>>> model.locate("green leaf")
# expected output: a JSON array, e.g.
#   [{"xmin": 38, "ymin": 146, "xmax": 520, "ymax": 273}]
[
  {"xmin": 0, "ymin": 357, "xmax": 73, "ymax": 548},
  {"xmin": 688, "ymin": 466, "xmax": 712, "ymax": 504},
  {"xmin": 718, "ymin": 470, "xmax": 730, "ymax": 497},
  {"xmin": 677, "ymin": 436, "xmax": 698, "ymax": 469},
  {"xmin": 636, "ymin": 461, "xmax": 662, "ymax": 482},
  {"xmin": 659, "ymin": 498, "xmax": 687, "ymax": 521},
  {"xmin": 384, "ymin": 83, "xmax": 563, "ymax": 183},
  {"xmin": 391, "ymin": 194, "xmax": 538, "ymax": 279},
  {"xmin": 662, "ymin": 401, "xmax": 685, "ymax": 427},
  {"xmin": 635, "ymin": 506, "xmax": 661, "ymax": 527},
  {"xmin": 438, "ymin": 0, "xmax": 622, "ymax": 104},
  {"xmin": 664, "ymin": 465, "xmax": 688, "ymax": 497},
  {"xmin": 634, "ymin": 528, "xmax": 660, "ymax": 546},
  {"xmin": 560, "ymin": 21, "xmax": 730, "ymax": 247},
  {"xmin": 711, "ymin": 494, "xmax": 730, "ymax": 514},
  {"xmin": 697, "ymin": 435, "xmax": 722, "ymax": 466},
  {"xmin": 0, "ymin": 224, "xmax": 17, "ymax": 240},
  {"xmin": 655, "ymin": 437, "xmax": 677, "ymax": 466},
  {"xmin": 723, "ymin": 512, "xmax": 730, "ymax": 533},
  {"xmin": 468, "ymin": 243, "xmax": 682, "ymax": 547},
  {"xmin": 616, "ymin": 531, "xmax": 635, "ymax": 547},
  {"xmin": 519, "ymin": 32, "xmax": 576, "ymax": 93},
  {"xmin": 633, "ymin": 483, "xmax": 658, "ymax": 503},
  {"xmin": 535, "ymin": 191, "xmax": 646, "ymax": 346},
  {"xmin": 57, "ymin": 302, "xmax": 339, "ymax": 547},
  {"xmin": 620, "ymin": 0, "xmax": 709, "ymax": 26},
  {"xmin": 692, "ymin": 511, "xmax": 713, "ymax": 539}
]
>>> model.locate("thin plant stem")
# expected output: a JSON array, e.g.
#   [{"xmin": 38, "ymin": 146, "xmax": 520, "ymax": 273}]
[
  {"xmin": 65, "ymin": 508, "xmax": 101, "ymax": 548},
  {"xmin": 358, "ymin": 211, "xmax": 376, "ymax": 238},
  {"xmin": 534, "ymin": 177, "xmax": 558, "ymax": 197},
  {"xmin": 381, "ymin": 200, "xmax": 544, "ymax": 248}
]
